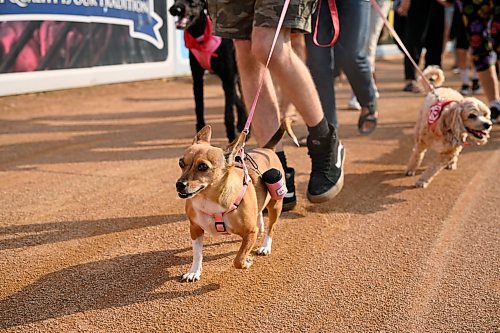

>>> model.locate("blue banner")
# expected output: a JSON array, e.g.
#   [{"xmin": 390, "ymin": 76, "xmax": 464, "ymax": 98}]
[{"xmin": 0, "ymin": 0, "xmax": 164, "ymax": 48}]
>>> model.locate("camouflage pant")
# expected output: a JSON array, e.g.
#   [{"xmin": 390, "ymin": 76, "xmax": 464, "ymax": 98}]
[{"xmin": 207, "ymin": 0, "xmax": 317, "ymax": 39}]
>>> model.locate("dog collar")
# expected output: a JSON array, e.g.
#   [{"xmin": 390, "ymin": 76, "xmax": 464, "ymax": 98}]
[{"xmin": 213, "ymin": 148, "xmax": 251, "ymax": 234}]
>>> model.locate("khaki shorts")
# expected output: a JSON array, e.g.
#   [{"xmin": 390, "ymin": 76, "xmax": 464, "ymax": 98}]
[{"xmin": 207, "ymin": 0, "xmax": 317, "ymax": 40}]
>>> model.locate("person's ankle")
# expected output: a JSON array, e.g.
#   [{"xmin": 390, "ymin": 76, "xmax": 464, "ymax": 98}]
[{"xmin": 307, "ymin": 117, "xmax": 330, "ymax": 140}]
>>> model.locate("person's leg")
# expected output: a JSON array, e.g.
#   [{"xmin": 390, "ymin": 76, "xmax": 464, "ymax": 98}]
[
  {"xmin": 366, "ymin": 0, "xmax": 391, "ymax": 72},
  {"xmin": 278, "ymin": 34, "xmax": 306, "ymax": 122},
  {"xmin": 251, "ymin": 27, "xmax": 325, "ymax": 128},
  {"xmin": 477, "ymin": 67, "xmax": 499, "ymax": 104},
  {"xmin": 304, "ymin": 0, "xmax": 337, "ymax": 126},
  {"xmin": 228, "ymin": 0, "xmax": 345, "ymax": 203},
  {"xmin": 233, "ymin": 40, "xmax": 281, "ymax": 147},
  {"xmin": 456, "ymin": 47, "xmax": 470, "ymax": 95},
  {"xmin": 403, "ymin": 0, "xmax": 429, "ymax": 89},
  {"xmin": 348, "ymin": 0, "xmax": 389, "ymax": 113},
  {"xmin": 423, "ymin": 1, "xmax": 444, "ymax": 68},
  {"xmin": 234, "ymin": 39, "xmax": 299, "ymax": 210},
  {"xmin": 250, "ymin": 25, "xmax": 345, "ymax": 202},
  {"xmin": 442, "ymin": 5, "xmax": 454, "ymax": 58},
  {"xmin": 208, "ymin": 0, "xmax": 299, "ymax": 208},
  {"xmin": 335, "ymin": 0, "xmax": 377, "ymax": 134},
  {"xmin": 459, "ymin": 0, "xmax": 500, "ymax": 107}
]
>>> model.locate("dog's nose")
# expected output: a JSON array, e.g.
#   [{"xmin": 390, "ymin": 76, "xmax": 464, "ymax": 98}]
[
  {"xmin": 176, "ymin": 180, "xmax": 187, "ymax": 191},
  {"xmin": 169, "ymin": 4, "xmax": 184, "ymax": 16},
  {"xmin": 483, "ymin": 122, "xmax": 491, "ymax": 130}
]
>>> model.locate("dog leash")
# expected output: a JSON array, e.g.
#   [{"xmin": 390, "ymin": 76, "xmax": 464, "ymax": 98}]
[
  {"xmin": 212, "ymin": 0, "xmax": 291, "ymax": 234},
  {"xmin": 370, "ymin": 0, "xmax": 436, "ymax": 94},
  {"xmin": 242, "ymin": 0, "xmax": 339, "ymax": 135},
  {"xmin": 241, "ymin": 0, "xmax": 292, "ymax": 137},
  {"xmin": 313, "ymin": 0, "xmax": 340, "ymax": 47}
]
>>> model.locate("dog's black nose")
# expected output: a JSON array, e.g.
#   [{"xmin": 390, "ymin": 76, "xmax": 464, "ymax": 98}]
[
  {"xmin": 483, "ymin": 122, "xmax": 491, "ymax": 130},
  {"xmin": 176, "ymin": 180, "xmax": 187, "ymax": 191},
  {"xmin": 169, "ymin": 4, "xmax": 185, "ymax": 16}
]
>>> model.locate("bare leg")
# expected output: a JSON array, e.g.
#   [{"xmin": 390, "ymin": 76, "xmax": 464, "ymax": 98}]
[
  {"xmin": 250, "ymin": 27, "xmax": 324, "ymax": 127},
  {"xmin": 477, "ymin": 66, "xmax": 500, "ymax": 104},
  {"xmin": 234, "ymin": 40, "xmax": 281, "ymax": 147},
  {"xmin": 456, "ymin": 48, "xmax": 468, "ymax": 70},
  {"xmin": 278, "ymin": 34, "xmax": 306, "ymax": 122}
]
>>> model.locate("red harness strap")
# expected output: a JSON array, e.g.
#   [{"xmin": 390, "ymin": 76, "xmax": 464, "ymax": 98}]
[{"xmin": 212, "ymin": 149, "xmax": 251, "ymax": 234}]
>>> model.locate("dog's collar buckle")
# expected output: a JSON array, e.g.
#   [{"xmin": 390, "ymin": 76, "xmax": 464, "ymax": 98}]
[{"xmin": 214, "ymin": 220, "xmax": 228, "ymax": 233}]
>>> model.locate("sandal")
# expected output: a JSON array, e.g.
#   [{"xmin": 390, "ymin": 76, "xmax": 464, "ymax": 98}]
[{"xmin": 358, "ymin": 108, "xmax": 378, "ymax": 135}]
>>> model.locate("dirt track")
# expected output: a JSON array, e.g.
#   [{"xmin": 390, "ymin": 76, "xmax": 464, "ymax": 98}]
[{"xmin": 0, "ymin": 56, "xmax": 499, "ymax": 333}]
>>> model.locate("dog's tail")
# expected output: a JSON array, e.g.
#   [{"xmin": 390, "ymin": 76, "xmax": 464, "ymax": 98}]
[
  {"xmin": 263, "ymin": 117, "xmax": 299, "ymax": 149},
  {"xmin": 418, "ymin": 65, "xmax": 445, "ymax": 94}
]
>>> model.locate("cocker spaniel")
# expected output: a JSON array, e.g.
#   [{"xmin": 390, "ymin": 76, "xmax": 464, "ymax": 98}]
[{"xmin": 405, "ymin": 66, "xmax": 492, "ymax": 188}]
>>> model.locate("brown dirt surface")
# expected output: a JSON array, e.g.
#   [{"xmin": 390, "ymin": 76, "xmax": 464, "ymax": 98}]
[{"xmin": 0, "ymin": 56, "xmax": 499, "ymax": 333}]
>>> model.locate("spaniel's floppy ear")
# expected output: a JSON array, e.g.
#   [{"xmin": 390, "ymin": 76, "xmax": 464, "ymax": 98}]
[
  {"xmin": 193, "ymin": 125, "xmax": 212, "ymax": 144},
  {"xmin": 224, "ymin": 132, "xmax": 247, "ymax": 166},
  {"xmin": 440, "ymin": 102, "xmax": 466, "ymax": 146}
]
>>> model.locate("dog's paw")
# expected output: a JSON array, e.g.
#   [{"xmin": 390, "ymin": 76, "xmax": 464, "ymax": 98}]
[
  {"xmin": 405, "ymin": 169, "xmax": 416, "ymax": 176},
  {"xmin": 256, "ymin": 246, "xmax": 271, "ymax": 256},
  {"xmin": 180, "ymin": 271, "xmax": 201, "ymax": 282},
  {"xmin": 234, "ymin": 257, "xmax": 253, "ymax": 269},
  {"xmin": 256, "ymin": 236, "xmax": 272, "ymax": 256},
  {"xmin": 415, "ymin": 179, "xmax": 429, "ymax": 188},
  {"xmin": 243, "ymin": 257, "xmax": 253, "ymax": 269}
]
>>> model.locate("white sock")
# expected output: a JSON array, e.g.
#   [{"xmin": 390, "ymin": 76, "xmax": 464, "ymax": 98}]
[
  {"xmin": 471, "ymin": 68, "xmax": 478, "ymax": 80},
  {"xmin": 460, "ymin": 68, "xmax": 469, "ymax": 85}
]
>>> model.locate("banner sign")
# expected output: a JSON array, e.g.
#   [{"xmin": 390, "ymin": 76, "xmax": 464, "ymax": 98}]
[{"xmin": 0, "ymin": 0, "xmax": 164, "ymax": 48}]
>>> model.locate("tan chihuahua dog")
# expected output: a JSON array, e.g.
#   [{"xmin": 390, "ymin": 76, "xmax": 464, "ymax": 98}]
[{"xmin": 176, "ymin": 120, "xmax": 297, "ymax": 282}]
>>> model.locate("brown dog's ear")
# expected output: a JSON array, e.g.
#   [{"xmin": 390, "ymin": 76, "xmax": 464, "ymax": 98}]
[
  {"xmin": 193, "ymin": 125, "xmax": 212, "ymax": 144},
  {"xmin": 224, "ymin": 132, "xmax": 247, "ymax": 166},
  {"xmin": 440, "ymin": 102, "xmax": 466, "ymax": 145}
]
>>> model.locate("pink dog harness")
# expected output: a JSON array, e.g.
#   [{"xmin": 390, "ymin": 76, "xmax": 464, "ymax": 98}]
[
  {"xmin": 183, "ymin": 16, "xmax": 221, "ymax": 73},
  {"xmin": 212, "ymin": 151, "xmax": 251, "ymax": 235}
]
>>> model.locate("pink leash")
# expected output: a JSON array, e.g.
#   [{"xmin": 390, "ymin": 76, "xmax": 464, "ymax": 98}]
[
  {"xmin": 242, "ymin": 0, "xmax": 292, "ymax": 135},
  {"xmin": 369, "ymin": 0, "xmax": 435, "ymax": 94},
  {"xmin": 212, "ymin": 0, "xmax": 291, "ymax": 234}
]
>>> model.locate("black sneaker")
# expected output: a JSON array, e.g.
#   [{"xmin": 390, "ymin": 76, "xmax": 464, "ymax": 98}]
[
  {"xmin": 460, "ymin": 84, "xmax": 470, "ymax": 96},
  {"xmin": 491, "ymin": 105, "xmax": 499, "ymax": 124},
  {"xmin": 282, "ymin": 168, "xmax": 296, "ymax": 211},
  {"xmin": 306, "ymin": 125, "xmax": 345, "ymax": 203},
  {"xmin": 471, "ymin": 79, "xmax": 482, "ymax": 94}
]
